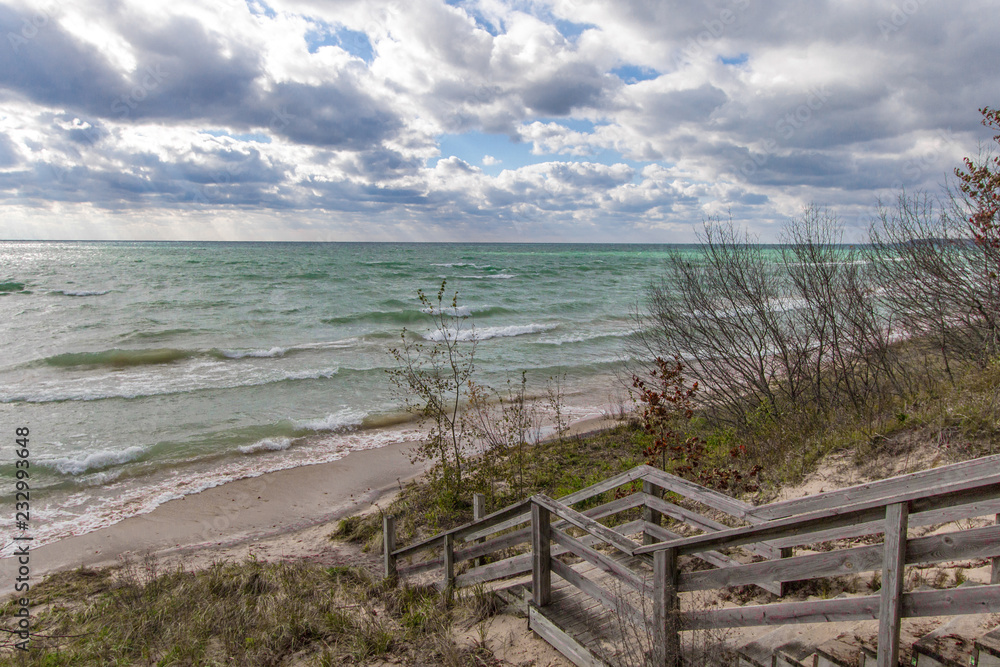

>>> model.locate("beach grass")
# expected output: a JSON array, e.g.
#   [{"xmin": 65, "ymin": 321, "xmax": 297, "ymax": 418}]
[{"xmin": 0, "ymin": 555, "xmax": 504, "ymax": 665}]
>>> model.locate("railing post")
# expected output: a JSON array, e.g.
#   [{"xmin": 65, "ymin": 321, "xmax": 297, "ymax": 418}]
[
  {"xmin": 992, "ymin": 513, "xmax": 1000, "ymax": 585},
  {"xmin": 531, "ymin": 500, "xmax": 551, "ymax": 606},
  {"xmin": 877, "ymin": 502, "xmax": 908, "ymax": 667},
  {"xmin": 642, "ymin": 480, "xmax": 662, "ymax": 546},
  {"xmin": 654, "ymin": 547, "xmax": 681, "ymax": 667},
  {"xmin": 777, "ymin": 547, "xmax": 794, "ymax": 597},
  {"xmin": 383, "ymin": 514, "xmax": 397, "ymax": 581},
  {"xmin": 473, "ymin": 493, "xmax": 486, "ymax": 568},
  {"xmin": 443, "ymin": 532, "xmax": 455, "ymax": 588}
]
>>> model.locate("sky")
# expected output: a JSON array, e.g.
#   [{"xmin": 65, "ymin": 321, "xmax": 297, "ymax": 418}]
[{"xmin": 0, "ymin": 0, "xmax": 997, "ymax": 242}]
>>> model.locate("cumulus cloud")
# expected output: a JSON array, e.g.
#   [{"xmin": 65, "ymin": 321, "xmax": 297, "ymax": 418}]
[{"xmin": 0, "ymin": 0, "xmax": 997, "ymax": 241}]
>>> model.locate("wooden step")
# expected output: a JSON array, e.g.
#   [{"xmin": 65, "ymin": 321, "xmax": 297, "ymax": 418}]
[
  {"xmin": 737, "ymin": 624, "xmax": 844, "ymax": 667},
  {"xmin": 911, "ymin": 613, "xmax": 999, "ymax": 667},
  {"xmin": 814, "ymin": 638, "xmax": 863, "ymax": 667},
  {"xmin": 975, "ymin": 626, "xmax": 1000, "ymax": 667}
]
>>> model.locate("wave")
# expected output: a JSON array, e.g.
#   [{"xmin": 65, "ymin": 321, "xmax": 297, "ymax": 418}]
[
  {"xmin": 537, "ymin": 330, "xmax": 632, "ymax": 346},
  {"xmin": 424, "ymin": 323, "xmax": 557, "ymax": 342},
  {"xmin": 39, "ymin": 445, "xmax": 147, "ymax": 476},
  {"xmin": 0, "ymin": 281, "xmax": 26, "ymax": 293},
  {"xmin": 212, "ymin": 346, "xmax": 287, "ymax": 359},
  {"xmin": 431, "ymin": 262, "xmax": 493, "ymax": 269},
  {"xmin": 44, "ymin": 348, "xmax": 197, "ymax": 368},
  {"xmin": 3, "ymin": 367, "xmax": 340, "ymax": 404},
  {"xmin": 119, "ymin": 328, "xmax": 200, "ymax": 342},
  {"xmin": 457, "ymin": 274, "xmax": 516, "ymax": 280},
  {"xmin": 294, "ymin": 409, "xmax": 366, "ymax": 432},
  {"xmin": 238, "ymin": 437, "xmax": 293, "ymax": 454},
  {"xmin": 57, "ymin": 289, "xmax": 110, "ymax": 297},
  {"xmin": 323, "ymin": 305, "xmax": 512, "ymax": 327}
]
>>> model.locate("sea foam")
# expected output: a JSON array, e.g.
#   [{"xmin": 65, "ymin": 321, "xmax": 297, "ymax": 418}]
[
  {"xmin": 42, "ymin": 445, "xmax": 147, "ymax": 475},
  {"xmin": 424, "ymin": 323, "xmax": 556, "ymax": 342}
]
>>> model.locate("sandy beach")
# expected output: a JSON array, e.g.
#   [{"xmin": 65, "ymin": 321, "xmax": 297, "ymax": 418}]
[{"xmin": 2, "ymin": 414, "xmax": 616, "ymax": 585}]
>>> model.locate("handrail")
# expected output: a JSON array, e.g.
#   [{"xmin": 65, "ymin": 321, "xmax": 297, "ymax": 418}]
[
  {"xmin": 391, "ymin": 466, "xmax": 652, "ymax": 562},
  {"xmin": 634, "ymin": 472, "xmax": 1000, "ymax": 556},
  {"xmin": 752, "ymin": 451, "xmax": 1000, "ymax": 519},
  {"xmin": 391, "ymin": 498, "xmax": 532, "ymax": 560},
  {"xmin": 531, "ymin": 494, "xmax": 641, "ymax": 557}
]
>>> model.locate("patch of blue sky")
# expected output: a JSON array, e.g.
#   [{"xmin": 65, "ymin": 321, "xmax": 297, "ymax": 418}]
[
  {"xmin": 553, "ymin": 18, "xmax": 597, "ymax": 40},
  {"xmin": 304, "ymin": 20, "xmax": 374, "ymax": 62},
  {"xmin": 719, "ymin": 53, "xmax": 749, "ymax": 66},
  {"xmin": 203, "ymin": 130, "xmax": 272, "ymax": 144},
  {"xmin": 536, "ymin": 117, "xmax": 597, "ymax": 133},
  {"xmin": 444, "ymin": 0, "xmax": 501, "ymax": 35},
  {"xmin": 244, "ymin": 0, "xmax": 276, "ymax": 19},
  {"xmin": 433, "ymin": 130, "xmax": 648, "ymax": 177},
  {"xmin": 611, "ymin": 65, "xmax": 660, "ymax": 84}
]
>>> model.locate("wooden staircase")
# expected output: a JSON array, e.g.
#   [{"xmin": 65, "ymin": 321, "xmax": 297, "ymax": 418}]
[{"xmin": 383, "ymin": 456, "xmax": 1000, "ymax": 666}]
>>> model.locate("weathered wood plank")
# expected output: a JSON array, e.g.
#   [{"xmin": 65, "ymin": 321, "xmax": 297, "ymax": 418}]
[
  {"xmin": 877, "ymin": 502, "xmax": 907, "ymax": 667},
  {"xmin": 550, "ymin": 527, "xmax": 647, "ymax": 593},
  {"xmin": 683, "ymin": 584, "xmax": 1000, "ymax": 630},
  {"xmin": 639, "ymin": 465, "xmax": 757, "ymax": 520},
  {"xmin": 529, "ymin": 603, "xmax": 609, "ymax": 667},
  {"xmin": 643, "ymin": 494, "xmax": 780, "ymax": 560},
  {"xmin": 642, "ymin": 521, "xmax": 781, "ymax": 596},
  {"xmin": 993, "ymin": 513, "xmax": 1000, "ymax": 586},
  {"xmin": 452, "ymin": 520, "xmax": 645, "ymax": 589},
  {"xmin": 765, "ymin": 496, "xmax": 1000, "ymax": 548},
  {"xmin": 462, "ymin": 468, "xmax": 649, "ymax": 543},
  {"xmin": 533, "ymin": 502, "xmax": 552, "ymax": 606},
  {"xmin": 680, "ymin": 523, "xmax": 1000, "ymax": 592},
  {"xmin": 443, "ymin": 532, "xmax": 455, "ymax": 588},
  {"xmin": 397, "ymin": 556, "xmax": 443, "ymax": 577},
  {"xmin": 455, "ymin": 493, "xmax": 646, "ymax": 564},
  {"xmin": 653, "ymin": 547, "xmax": 681, "ymax": 667},
  {"xmin": 383, "ymin": 514, "xmax": 397, "ymax": 580},
  {"xmin": 634, "ymin": 474, "xmax": 1000, "ymax": 557},
  {"xmin": 392, "ymin": 498, "xmax": 532, "ymax": 559},
  {"xmin": 533, "ymin": 494, "xmax": 641, "ymax": 556},
  {"xmin": 550, "ymin": 557, "xmax": 645, "ymax": 628},
  {"xmin": 752, "ymin": 453, "xmax": 1000, "ymax": 520},
  {"xmin": 900, "ymin": 583, "xmax": 1000, "ymax": 616},
  {"xmin": 643, "ymin": 480, "xmax": 662, "ymax": 546},
  {"xmin": 473, "ymin": 493, "xmax": 486, "ymax": 568}
]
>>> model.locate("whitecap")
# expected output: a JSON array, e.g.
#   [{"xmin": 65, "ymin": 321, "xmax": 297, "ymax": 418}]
[
  {"xmin": 295, "ymin": 410, "xmax": 366, "ymax": 432},
  {"xmin": 58, "ymin": 290, "xmax": 111, "ymax": 297},
  {"xmin": 238, "ymin": 437, "xmax": 294, "ymax": 454},
  {"xmin": 421, "ymin": 305, "xmax": 473, "ymax": 317},
  {"xmin": 458, "ymin": 274, "xmax": 515, "ymax": 280},
  {"xmin": 41, "ymin": 446, "xmax": 147, "ymax": 475},
  {"xmin": 219, "ymin": 346, "xmax": 287, "ymax": 359},
  {"xmin": 424, "ymin": 323, "xmax": 556, "ymax": 342}
]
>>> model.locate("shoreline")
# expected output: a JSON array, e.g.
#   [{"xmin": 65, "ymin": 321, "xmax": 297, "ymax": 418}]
[{"xmin": 1, "ymin": 413, "xmax": 618, "ymax": 583}]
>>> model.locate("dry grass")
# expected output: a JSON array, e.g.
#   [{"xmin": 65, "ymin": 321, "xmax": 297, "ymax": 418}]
[{"xmin": 0, "ymin": 555, "xmax": 512, "ymax": 666}]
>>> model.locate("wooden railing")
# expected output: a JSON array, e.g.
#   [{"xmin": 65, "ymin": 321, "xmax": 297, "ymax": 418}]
[
  {"xmin": 383, "ymin": 455, "xmax": 1000, "ymax": 666},
  {"xmin": 635, "ymin": 470, "xmax": 1000, "ymax": 667},
  {"xmin": 382, "ymin": 465, "xmax": 789, "ymax": 593}
]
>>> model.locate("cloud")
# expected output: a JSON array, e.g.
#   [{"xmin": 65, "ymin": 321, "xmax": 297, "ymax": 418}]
[{"xmin": 0, "ymin": 0, "xmax": 998, "ymax": 241}]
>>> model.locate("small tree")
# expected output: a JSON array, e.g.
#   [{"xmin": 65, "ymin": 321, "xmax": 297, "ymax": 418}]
[
  {"xmin": 954, "ymin": 106, "xmax": 1000, "ymax": 354},
  {"xmin": 632, "ymin": 355, "xmax": 760, "ymax": 492},
  {"xmin": 955, "ymin": 106, "xmax": 1000, "ymax": 259},
  {"xmin": 388, "ymin": 280, "xmax": 475, "ymax": 507}
]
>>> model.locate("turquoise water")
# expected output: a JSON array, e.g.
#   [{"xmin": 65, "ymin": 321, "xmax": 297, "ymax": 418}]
[{"xmin": 0, "ymin": 241, "xmax": 685, "ymax": 551}]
